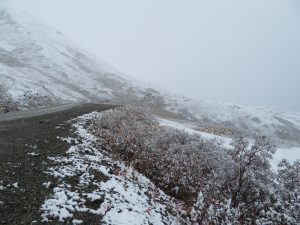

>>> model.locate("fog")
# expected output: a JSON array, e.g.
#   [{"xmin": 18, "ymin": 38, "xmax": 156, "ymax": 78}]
[{"xmin": 3, "ymin": 0, "xmax": 300, "ymax": 111}]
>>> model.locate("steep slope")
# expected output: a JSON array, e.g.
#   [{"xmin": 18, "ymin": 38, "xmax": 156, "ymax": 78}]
[
  {"xmin": 1, "ymin": 9, "xmax": 300, "ymax": 147},
  {"xmin": 0, "ymin": 9, "xmax": 156, "ymax": 107}
]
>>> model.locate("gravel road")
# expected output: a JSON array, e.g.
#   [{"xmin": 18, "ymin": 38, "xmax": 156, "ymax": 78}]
[
  {"xmin": 0, "ymin": 104, "xmax": 81, "ymax": 122},
  {"xmin": 0, "ymin": 103, "xmax": 115, "ymax": 224}
]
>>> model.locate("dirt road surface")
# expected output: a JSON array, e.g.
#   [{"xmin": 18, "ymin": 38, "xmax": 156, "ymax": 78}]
[{"xmin": 0, "ymin": 104, "xmax": 114, "ymax": 224}]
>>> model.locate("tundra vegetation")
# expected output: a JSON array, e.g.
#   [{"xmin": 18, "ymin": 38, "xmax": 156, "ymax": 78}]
[
  {"xmin": 0, "ymin": 82, "xmax": 17, "ymax": 113},
  {"xmin": 91, "ymin": 106, "xmax": 300, "ymax": 224},
  {"xmin": 0, "ymin": 82, "xmax": 54, "ymax": 113}
]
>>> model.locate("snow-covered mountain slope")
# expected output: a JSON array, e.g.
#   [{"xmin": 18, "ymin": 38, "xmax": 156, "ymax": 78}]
[
  {"xmin": 165, "ymin": 98, "xmax": 300, "ymax": 146},
  {"xmin": 1, "ymin": 9, "xmax": 300, "ymax": 147},
  {"xmin": 0, "ymin": 9, "xmax": 156, "ymax": 105}
]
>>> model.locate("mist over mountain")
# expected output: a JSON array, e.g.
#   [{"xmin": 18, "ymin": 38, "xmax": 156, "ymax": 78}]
[
  {"xmin": 1, "ymin": 8, "xmax": 300, "ymax": 147},
  {"xmin": 1, "ymin": 6, "xmax": 300, "ymax": 224}
]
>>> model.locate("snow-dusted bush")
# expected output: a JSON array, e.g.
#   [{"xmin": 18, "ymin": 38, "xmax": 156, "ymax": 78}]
[
  {"xmin": 93, "ymin": 106, "xmax": 158, "ymax": 161},
  {"xmin": 91, "ymin": 106, "xmax": 299, "ymax": 224},
  {"xmin": 92, "ymin": 106, "xmax": 230, "ymax": 203},
  {"xmin": 0, "ymin": 84, "xmax": 56, "ymax": 113},
  {"xmin": 146, "ymin": 129, "xmax": 232, "ymax": 202},
  {"xmin": 227, "ymin": 136, "xmax": 276, "ymax": 207},
  {"xmin": 17, "ymin": 91, "xmax": 53, "ymax": 109},
  {"xmin": 0, "ymin": 82, "xmax": 18, "ymax": 113},
  {"xmin": 192, "ymin": 137, "xmax": 299, "ymax": 225},
  {"xmin": 276, "ymin": 159, "xmax": 300, "ymax": 222},
  {"xmin": 278, "ymin": 159, "xmax": 300, "ymax": 194}
]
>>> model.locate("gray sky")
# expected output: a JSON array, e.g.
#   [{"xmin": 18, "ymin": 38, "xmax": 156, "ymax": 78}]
[{"xmin": 4, "ymin": 0, "xmax": 300, "ymax": 111}]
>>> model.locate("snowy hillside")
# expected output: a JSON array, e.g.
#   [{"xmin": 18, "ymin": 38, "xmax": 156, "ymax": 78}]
[
  {"xmin": 165, "ymin": 98, "xmax": 300, "ymax": 146},
  {"xmin": 0, "ymin": 9, "xmax": 156, "ymax": 105},
  {"xmin": 1, "ymin": 9, "xmax": 300, "ymax": 147}
]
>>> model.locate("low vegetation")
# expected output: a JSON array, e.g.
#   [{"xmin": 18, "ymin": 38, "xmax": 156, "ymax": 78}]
[
  {"xmin": 0, "ymin": 83, "xmax": 18, "ymax": 113},
  {"xmin": 90, "ymin": 106, "xmax": 300, "ymax": 224},
  {"xmin": 0, "ymin": 82, "xmax": 55, "ymax": 113}
]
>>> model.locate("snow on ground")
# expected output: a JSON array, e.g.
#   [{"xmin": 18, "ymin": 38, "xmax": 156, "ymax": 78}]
[
  {"xmin": 0, "ymin": 181, "xmax": 4, "ymax": 191},
  {"xmin": 27, "ymin": 152, "xmax": 39, "ymax": 156},
  {"xmin": 158, "ymin": 118, "xmax": 232, "ymax": 148},
  {"xmin": 11, "ymin": 182, "xmax": 18, "ymax": 189},
  {"xmin": 40, "ymin": 112, "xmax": 185, "ymax": 224},
  {"xmin": 37, "ymin": 111, "xmax": 300, "ymax": 224}
]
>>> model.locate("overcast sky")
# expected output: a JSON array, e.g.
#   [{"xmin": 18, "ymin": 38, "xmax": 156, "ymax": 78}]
[{"xmin": 3, "ymin": 0, "xmax": 300, "ymax": 111}]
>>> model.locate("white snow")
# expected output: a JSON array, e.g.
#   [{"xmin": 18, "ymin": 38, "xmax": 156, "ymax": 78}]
[
  {"xmin": 0, "ymin": 181, "xmax": 19, "ymax": 191},
  {"xmin": 25, "ymin": 144, "xmax": 38, "ymax": 149},
  {"xmin": 42, "ymin": 182, "xmax": 51, "ymax": 189},
  {"xmin": 10, "ymin": 182, "xmax": 18, "ymax": 188},
  {"xmin": 0, "ymin": 181, "xmax": 4, "ymax": 191},
  {"xmin": 40, "ymin": 112, "xmax": 184, "ymax": 224},
  {"xmin": 72, "ymin": 219, "xmax": 83, "ymax": 224},
  {"xmin": 158, "ymin": 118, "xmax": 232, "ymax": 148},
  {"xmin": 27, "ymin": 152, "xmax": 39, "ymax": 156},
  {"xmin": 41, "ymin": 187, "xmax": 76, "ymax": 222}
]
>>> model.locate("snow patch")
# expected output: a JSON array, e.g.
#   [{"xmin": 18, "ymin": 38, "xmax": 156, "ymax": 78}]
[
  {"xmin": 41, "ymin": 186, "xmax": 76, "ymax": 222},
  {"xmin": 42, "ymin": 182, "xmax": 51, "ymax": 189},
  {"xmin": 72, "ymin": 219, "xmax": 83, "ymax": 224},
  {"xmin": 158, "ymin": 118, "xmax": 232, "ymax": 148},
  {"xmin": 25, "ymin": 144, "xmax": 38, "ymax": 149},
  {"xmin": 27, "ymin": 152, "xmax": 39, "ymax": 156},
  {"xmin": 0, "ymin": 181, "xmax": 5, "ymax": 191},
  {"xmin": 6, "ymin": 182, "xmax": 19, "ymax": 189}
]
